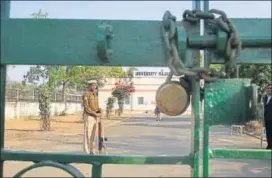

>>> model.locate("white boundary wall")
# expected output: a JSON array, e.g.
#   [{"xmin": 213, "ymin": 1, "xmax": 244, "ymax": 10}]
[{"xmin": 5, "ymin": 102, "xmax": 83, "ymax": 120}]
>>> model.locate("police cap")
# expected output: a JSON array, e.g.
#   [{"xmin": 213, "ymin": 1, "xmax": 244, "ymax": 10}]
[{"xmin": 87, "ymin": 80, "xmax": 97, "ymax": 85}]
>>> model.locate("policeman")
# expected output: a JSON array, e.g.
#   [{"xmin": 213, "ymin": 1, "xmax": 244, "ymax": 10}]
[{"xmin": 82, "ymin": 80, "xmax": 101, "ymax": 154}]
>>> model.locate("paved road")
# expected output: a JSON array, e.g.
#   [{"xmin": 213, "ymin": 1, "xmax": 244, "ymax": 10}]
[{"xmin": 4, "ymin": 114, "xmax": 271, "ymax": 177}]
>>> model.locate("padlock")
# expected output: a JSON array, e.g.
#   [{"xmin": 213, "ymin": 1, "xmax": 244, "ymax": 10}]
[{"xmin": 155, "ymin": 80, "xmax": 190, "ymax": 116}]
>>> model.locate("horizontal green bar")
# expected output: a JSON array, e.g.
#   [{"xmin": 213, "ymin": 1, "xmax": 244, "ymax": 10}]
[
  {"xmin": 188, "ymin": 35, "xmax": 217, "ymax": 49},
  {"xmin": 1, "ymin": 150, "xmax": 192, "ymax": 166},
  {"xmin": 210, "ymin": 148, "xmax": 271, "ymax": 160},
  {"xmin": 208, "ymin": 18, "xmax": 271, "ymax": 64},
  {"xmin": 1, "ymin": 18, "xmax": 270, "ymax": 66},
  {"xmin": 240, "ymin": 36, "xmax": 272, "ymax": 48},
  {"xmin": 188, "ymin": 35, "xmax": 271, "ymax": 48},
  {"xmin": 1, "ymin": 19, "xmax": 165, "ymax": 66}
]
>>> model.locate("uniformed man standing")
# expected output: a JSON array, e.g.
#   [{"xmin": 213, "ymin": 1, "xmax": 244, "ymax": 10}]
[{"xmin": 82, "ymin": 80, "xmax": 101, "ymax": 154}]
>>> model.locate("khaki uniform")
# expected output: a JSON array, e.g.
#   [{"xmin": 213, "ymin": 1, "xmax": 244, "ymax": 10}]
[{"xmin": 82, "ymin": 91, "xmax": 99, "ymax": 154}]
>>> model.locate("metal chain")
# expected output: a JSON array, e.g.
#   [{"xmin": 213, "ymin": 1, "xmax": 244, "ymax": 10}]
[
  {"xmin": 162, "ymin": 9, "xmax": 242, "ymax": 82},
  {"xmin": 183, "ymin": 9, "xmax": 242, "ymax": 78},
  {"xmin": 162, "ymin": 11, "xmax": 211, "ymax": 84}
]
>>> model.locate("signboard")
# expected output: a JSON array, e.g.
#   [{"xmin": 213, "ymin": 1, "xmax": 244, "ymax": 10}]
[{"xmin": 134, "ymin": 71, "xmax": 170, "ymax": 77}]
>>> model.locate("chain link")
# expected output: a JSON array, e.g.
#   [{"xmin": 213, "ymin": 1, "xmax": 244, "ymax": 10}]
[
  {"xmin": 162, "ymin": 11, "xmax": 216, "ymax": 83},
  {"xmin": 162, "ymin": 9, "xmax": 242, "ymax": 82},
  {"xmin": 162, "ymin": 11, "xmax": 212, "ymax": 84},
  {"xmin": 182, "ymin": 9, "xmax": 242, "ymax": 78}
]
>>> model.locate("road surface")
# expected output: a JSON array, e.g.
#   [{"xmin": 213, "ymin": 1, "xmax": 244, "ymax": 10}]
[{"xmin": 4, "ymin": 114, "xmax": 271, "ymax": 177}]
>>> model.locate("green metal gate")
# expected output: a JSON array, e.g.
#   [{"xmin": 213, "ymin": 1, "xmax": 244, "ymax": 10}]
[{"xmin": 0, "ymin": 0, "xmax": 271, "ymax": 177}]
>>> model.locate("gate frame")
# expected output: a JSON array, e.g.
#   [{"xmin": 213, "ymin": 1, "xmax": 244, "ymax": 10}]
[
  {"xmin": 0, "ymin": 0, "xmax": 201, "ymax": 177},
  {"xmin": 201, "ymin": 0, "xmax": 271, "ymax": 177},
  {"xmin": 0, "ymin": 0, "xmax": 271, "ymax": 177}
]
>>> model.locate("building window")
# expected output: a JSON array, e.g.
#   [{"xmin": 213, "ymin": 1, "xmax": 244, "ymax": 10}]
[
  {"xmin": 124, "ymin": 96, "xmax": 130, "ymax": 105},
  {"xmin": 138, "ymin": 97, "xmax": 144, "ymax": 105}
]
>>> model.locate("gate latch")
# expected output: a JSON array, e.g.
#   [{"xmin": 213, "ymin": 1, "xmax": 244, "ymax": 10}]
[{"xmin": 96, "ymin": 23, "xmax": 113, "ymax": 61}]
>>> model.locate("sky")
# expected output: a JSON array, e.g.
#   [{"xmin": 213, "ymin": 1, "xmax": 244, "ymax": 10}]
[{"xmin": 6, "ymin": 1, "xmax": 272, "ymax": 82}]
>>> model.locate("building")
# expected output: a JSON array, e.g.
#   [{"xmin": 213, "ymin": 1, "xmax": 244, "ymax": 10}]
[{"xmin": 98, "ymin": 69, "xmax": 185, "ymax": 112}]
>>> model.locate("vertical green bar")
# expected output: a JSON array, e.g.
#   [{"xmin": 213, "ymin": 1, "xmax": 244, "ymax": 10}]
[
  {"xmin": 92, "ymin": 163, "xmax": 102, "ymax": 178},
  {"xmin": 0, "ymin": 68, "xmax": 7, "ymax": 177},
  {"xmin": 203, "ymin": 0, "xmax": 210, "ymax": 177},
  {"xmin": 0, "ymin": 1, "xmax": 10, "ymax": 177},
  {"xmin": 191, "ymin": 78, "xmax": 201, "ymax": 177},
  {"xmin": 190, "ymin": 0, "xmax": 201, "ymax": 177},
  {"xmin": 203, "ymin": 116, "xmax": 210, "ymax": 177},
  {"xmin": 203, "ymin": 0, "xmax": 210, "ymax": 69}
]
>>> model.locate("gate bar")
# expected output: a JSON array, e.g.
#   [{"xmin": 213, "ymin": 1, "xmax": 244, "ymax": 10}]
[
  {"xmin": 210, "ymin": 148, "xmax": 272, "ymax": 160},
  {"xmin": 1, "ymin": 18, "xmax": 270, "ymax": 66},
  {"xmin": 1, "ymin": 150, "xmax": 193, "ymax": 165},
  {"xmin": 188, "ymin": 35, "xmax": 272, "ymax": 49},
  {"xmin": 0, "ymin": 0, "xmax": 10, "ymax": 177},
  {"xmin": 202, "ymin": 0, "xmax": 210, "ymax": 176},
  {"xmin": 92, "ymin": 163, "xmax": 102, "ymax": 178},
  {"xmin": 190, "ymin": 0, "xmax": 201, "ymax": 177}
]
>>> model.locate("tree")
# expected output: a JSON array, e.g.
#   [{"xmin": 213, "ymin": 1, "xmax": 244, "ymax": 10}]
[
  {"xmin": 199, "ymin": 53, "xmax": 223, "ymax": 75},
  {"xmin": 107, "ymin": 67, "xmax": 127, "ymax": 78},
  {"xmin": 30, "ymin": 9, "xmax": 48, "ymax": 18},
  {"xmin": 75, "ymin": 66, "xmax": 127, "ymax": 91},
  {"xmin": 111, "ymin": 81, "xmax": 135, "ymax": 116},
  {"xmin": 239, "ymin": 64, "xmax": 271, "ymax": 98},
  {"xmin": 49, "ymin": 66, "xmax": 77, "ymax": 115},
  {"xmin": 210, "ymin": 64, "xmax": 223, "ymax": 72},
  {"xmin": 23, "ymin": 65, "xmax": 55, "ymax": 86},
  {"xmin": 37, "ymin": 84, "xmax": 52, "ymax": 131},
  {"xmin": 23, "ymin": 65, "xmax": 78, "ymax": 115},
  {"xmin": 126, "ymin": 67, "xmax": 138, "ymax": 78}
]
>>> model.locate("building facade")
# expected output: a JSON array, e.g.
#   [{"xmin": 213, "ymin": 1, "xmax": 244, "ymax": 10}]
[{"xmin": 98, "ymin": 69, "xmax": 183, "ymax": 111}]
